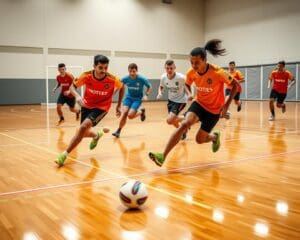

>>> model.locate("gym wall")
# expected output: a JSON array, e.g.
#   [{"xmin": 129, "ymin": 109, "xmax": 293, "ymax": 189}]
[
  {"xmin": 0, "ymin": 0, "xmax": 204, "ymax": 104},
  {"xmin": 0, "ymin": 0, "xmax": 299, "ymax": 104},
  {"xmin": 204, "ymin": 0, "xmax": 300, "ymax": 66}
]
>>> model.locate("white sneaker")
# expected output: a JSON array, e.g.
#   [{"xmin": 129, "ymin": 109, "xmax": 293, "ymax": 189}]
[
  {"xmin": 268, "ymin": 115, "xmax": 275, "ymax": 121},
  {"xmin": 225, "ymin": 111, "xmax": 230, "ymax": 119}
]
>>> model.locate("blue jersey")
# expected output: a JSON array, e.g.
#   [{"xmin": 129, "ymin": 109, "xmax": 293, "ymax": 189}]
[{"xmin": 122, "ymin": 75, "xmax": 151, "ymax": 99}]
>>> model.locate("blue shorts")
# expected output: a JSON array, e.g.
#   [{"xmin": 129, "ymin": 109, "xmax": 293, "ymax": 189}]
[{"xmin": 123, "ymin": 97, "xmax": 142, "ymax": 111}]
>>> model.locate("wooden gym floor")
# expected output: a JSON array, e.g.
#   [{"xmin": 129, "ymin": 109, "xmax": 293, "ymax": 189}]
[{"xmin": 0, "ymin": 101, "xmax": 299, "ymax": 240}]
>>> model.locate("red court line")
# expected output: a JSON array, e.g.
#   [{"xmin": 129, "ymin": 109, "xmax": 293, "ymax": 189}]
[{"xmin": 0, "ymin": 148, "xmax": 299, "ymax": 198}]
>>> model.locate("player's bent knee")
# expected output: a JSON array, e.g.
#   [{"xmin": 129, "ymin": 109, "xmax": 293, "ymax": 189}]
[
  {"xmin": 127, "ymin": 112, "xmax": 136, "ymax": 119},
  {"xmin": 277, "ymin": 103, "xmax": 282, "ymax": 108},
  {"xmin": 166, "ymin": 117, "xmax": 175, "ymax": 125},
  {"xmin": 80, "ymin": 120, "xmax": 93, "ymax": 130}
]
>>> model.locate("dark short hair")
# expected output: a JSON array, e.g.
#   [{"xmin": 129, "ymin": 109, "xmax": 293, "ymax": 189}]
[
  {"xmin": 94, "ymin": 55, "xmax": 109, "ymax": 65},
  {"xmin": 229, "ymin": 61, "xmax": 235, "ymax": 65},
  {"xmin": 278, "ymin": 60, "xmax": 286, "ymax": 66},
  {"xmin": 165, "ymin": 60, "xmax": 174, "ymax": 66},
  {"xmin": 128, "ymin": 63, "xmax": 138, "ymax": 70},
  {"xmin": 58, "ymin": 63, "xmax": 66, "ymax": 68}
]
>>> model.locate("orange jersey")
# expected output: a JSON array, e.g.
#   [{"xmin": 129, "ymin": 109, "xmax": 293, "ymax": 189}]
[
  {"xmin": 186, "ymin": 64, "xmax": 233, "ymax": 114},
  {"xmin": 56, "ymin": 72, "xmax": 74, "ymax": 98},
  {"xmin": 74, "ymin": 71, "xmax": 123, "ymax": 111},
  {"xmin": 226, "ymin": 70, "xmax": 244, "ymax": 92},
  {"xmin": 269, "ymin": 70, "xmax": 294, "ymax": 94}
]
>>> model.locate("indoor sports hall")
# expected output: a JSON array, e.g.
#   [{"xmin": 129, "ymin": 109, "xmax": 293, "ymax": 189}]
[{"xmin": 0, "ymin": 0, "xmax": 299, "ymax": 239}]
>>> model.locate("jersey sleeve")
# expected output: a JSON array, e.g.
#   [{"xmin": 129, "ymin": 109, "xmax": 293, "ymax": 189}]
[
  {"xmin": 121, "ymin": 76, "xmax": 127, "ymax": 84},
  {"xmin": 269, "ymin": 71, "xmax": 275, "ymax": 80},
  {"xmin": 73, "ymin": 72, "xmax": 87, "ymax": 87},
  {"xmin": 218, "ymin": 69, "xmax": 234, "ymax": 85},
  {"xmin": 67, "ymin": 72, "xmax": 75, "ymax": 81},
  {"xmin": 237, "ymin": 70, "xmax": 244, "ymax": 80},
  {"xmin": 160, "ymin": 75, "xmax": 165, "ymax": 87},
  {"xmin": 185, "ymin": 69, "xmax": 194, "ymax": 86},
  {"xmin": 143, "ymin": 77, "xmax": 151, "ymax": 88},
  {"xmin": 114, "ymin": 76, "xmax": 123, "ymax": 90}
]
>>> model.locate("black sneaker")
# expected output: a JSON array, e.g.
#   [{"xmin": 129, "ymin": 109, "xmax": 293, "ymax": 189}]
[
  {"xmin": 282, "ymin": 104, "xmax": 286, "ymax": 113},
  {"xmin": 140, "ymin": 108, "xmax": 146, "ymax": 121},
  {"xmin": 112, "ymin": 130, "xmax": 120, "ymax": 138},
  {"xmin": 57, "ymin": 117, "xmax": 65, "ymax": 126},
  {"xmin": 237, "ymin": 102, "xmax": 242, "ymax": 112},
  {"xmin": 225, "ymin": 111, "xmax": 230, "ymax": 120},
  {"xmin": 181, "ymin": 131, "xmax": 187, "ymax": 140}
]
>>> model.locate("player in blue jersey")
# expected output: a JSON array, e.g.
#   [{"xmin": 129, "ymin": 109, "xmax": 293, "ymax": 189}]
[{"xmin": 112, "ymin": 63, "xmax": 152, "ymax": 138}]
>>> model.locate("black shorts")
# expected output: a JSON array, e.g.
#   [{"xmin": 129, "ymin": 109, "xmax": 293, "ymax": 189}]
[
  {"xmin": 270, "ymin": 89, "xmax": 286, "ymax": 104},
  {"xmin": 187, "ymin": 101, "xmax": 220, "ymax": 133},
  {"xmin": 81, "ymin": 107, "xmax": 107, "ymax": 127},
  {"xmin": 57, "ymin": 93, "xmax": 76, "ymax": 108},
  {"xmin": 225, "ymin": 89, "xmax": 240, "ymax": 101},
  {"xmin": 167, "ymin": 100, "xmax": 186, "ymax": 115}
]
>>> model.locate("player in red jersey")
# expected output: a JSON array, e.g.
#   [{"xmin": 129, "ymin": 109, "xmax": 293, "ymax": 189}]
[
  {"xmin": 268, "ymin": 61, "xmax": 295, "ymax": 121},
  {"xmin": 53, "ymin": 63, "xmax": 80, "ymax": 125}
]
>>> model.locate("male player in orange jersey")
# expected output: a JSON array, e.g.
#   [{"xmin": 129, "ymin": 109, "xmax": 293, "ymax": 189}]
[
  {"xmin": 149, "ymin": 39, "xmax": 239, "ymax": 167},
  {"xmin": 55, "ymin": 55, "xmax": 125, "ymax": 166},
  {"xmin": 53, "ymin": 63, "xmax": 81, "ymax": 125},
  {"xmin": 225, "ymin": 61, "xmax": 245, "ymax": 116},
  {"xmin": 268, "ymin": 60, "xmax": 295, "ymax": 121}
]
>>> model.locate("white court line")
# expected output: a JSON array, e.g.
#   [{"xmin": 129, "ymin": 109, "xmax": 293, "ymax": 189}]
[
  {"xmin": 0, "ymin": 148, "xmax": 299, "ymax": 197},
  {"xmin": 0, "ymin": 141, "xmax": 49, "ymax": 147}
]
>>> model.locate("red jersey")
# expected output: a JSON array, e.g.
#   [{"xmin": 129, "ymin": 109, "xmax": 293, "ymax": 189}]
[
  {"xmin": 226, "ymin": 69, "xmax": 244, "ymax": 93},
  {"xmin": 186, "ymin": 64, "xmax": 233, "ymax": 114},
  {"xmin": 269, "ymin": 70, "xmax": 294, "ymax": 94},
  {"xmin": 74, "ymin": 70, "xmax": 123, "ymax": 112},
  {"xmin": 56, "ymin": 72, "xmax": 74, "ymax": 98}
]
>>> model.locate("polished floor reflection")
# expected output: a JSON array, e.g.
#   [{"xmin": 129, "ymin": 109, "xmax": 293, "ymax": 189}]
[{"xmin": 0, "ymin": 101, "xmax": 299, "ymax": 239}]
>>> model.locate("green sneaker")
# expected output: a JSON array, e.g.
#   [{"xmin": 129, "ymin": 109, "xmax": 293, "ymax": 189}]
[
  {"xmin": 148, "ymin": 152, "xmax": 165, "ymax": 167},
  {"xmin": 89, "ymin": 130, "xmax": 104, "ymax": 150},
  {"xmin": 212, "ymin": 131, "xmax": 221, "ymax": 153},
  {"xmin": 55, "ymin": 153, "xmax": 67, "ymax": 167}
]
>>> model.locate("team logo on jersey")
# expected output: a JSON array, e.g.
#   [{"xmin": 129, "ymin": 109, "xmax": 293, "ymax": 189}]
[
  {"xmin": 104, "ymin": 83, "xmax": 110, "ymax": 89},
  {"xmin": 207, "ymin": 78, "xmax": 213, "ymax": 84},
  {"xmin": 175, "ymin": 81, "xmax": 179, "ymax": 86}
]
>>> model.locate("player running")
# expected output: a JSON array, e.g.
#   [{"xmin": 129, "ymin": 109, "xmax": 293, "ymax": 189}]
[{"xmin": 149, "ymin": 39, "xmax": 239, "ymax": 167}]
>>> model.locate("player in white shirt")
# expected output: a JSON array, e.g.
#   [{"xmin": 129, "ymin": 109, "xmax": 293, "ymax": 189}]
[{"xmin": 157, "ymin": 60, "xmax": 193, "ymax": 139}]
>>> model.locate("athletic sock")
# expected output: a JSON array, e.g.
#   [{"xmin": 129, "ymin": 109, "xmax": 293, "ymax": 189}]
[{"xmin": 94, "ymin": 132, "xmax": 100, "ymax": 140}]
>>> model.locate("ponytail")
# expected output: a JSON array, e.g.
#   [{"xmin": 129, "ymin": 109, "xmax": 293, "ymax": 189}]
[
  {"xmin": 190, "ymin": 39, "xmax": 226, "ymax": 59},
  {"xmin": 204, "ymin": 39, "xmax": 226, "ymax": 57}
]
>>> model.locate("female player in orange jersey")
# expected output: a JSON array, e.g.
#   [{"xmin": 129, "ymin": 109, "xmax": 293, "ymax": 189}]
[{"xmin": 149, "ymin": 39, "xmax": 240, "ymax": 167}]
